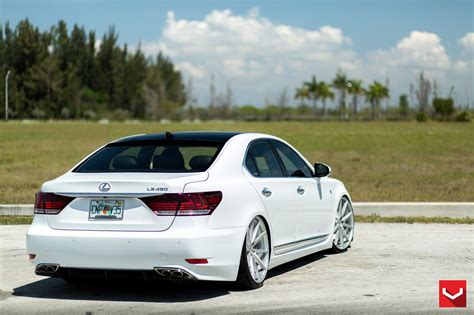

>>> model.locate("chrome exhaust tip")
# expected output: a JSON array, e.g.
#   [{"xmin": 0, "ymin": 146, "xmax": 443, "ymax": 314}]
[
  {"xmin": 153, "ymin": 267, "xmax": 195, "ymax": 280},
  {"xmin": 36, "ymin": 264, "xmax": 60, "ymax": 274},
  {"xmin": 172, "ymin": 270, "xmax": 183, "ymax": 278}
]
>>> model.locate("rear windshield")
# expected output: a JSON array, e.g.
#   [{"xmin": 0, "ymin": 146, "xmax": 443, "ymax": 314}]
[{"xmin": 74, "ymin": 140, "xmax": 223, "ymax": 173}]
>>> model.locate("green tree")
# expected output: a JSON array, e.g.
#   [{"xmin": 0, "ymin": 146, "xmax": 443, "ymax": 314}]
[
  {"xmin": 304, "ymin": 75, "xmax": 319, "ymax": 114},
  {"xmin": 144, "ymin": 53, "xmax": 185, "ymax": 120},
  {"xmin": 294, "ymin": 86, "xmax": 309, "ymax": 107},
  {"xmin": 366, "ymin": 81, "xmax": 389, "ymax": 120},
  {"xmin": 399, "ymin": 94, "xmax": 409, "ymax": 118},
  {"xmin": 318, "ymin": 82, "xmax": 334, "ymax": 118},
  {"xmin": 332, "ymin": 70, "xmax": 349, "ymax": 118},
  {"xmin": 347, "ymin": 79, "xmax": 364, "ymax": 117}
]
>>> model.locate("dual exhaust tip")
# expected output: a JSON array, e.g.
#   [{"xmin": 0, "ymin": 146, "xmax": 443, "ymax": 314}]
[
  {"xmin": 36, "ymin": 264, "xmax": 60, "ymax": 274},
  {"xmin": 154, "ymin": 267, "xmax": 195, "ymax": 280}
]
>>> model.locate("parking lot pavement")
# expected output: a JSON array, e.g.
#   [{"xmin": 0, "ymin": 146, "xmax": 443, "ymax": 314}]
[{"xmin": 1, "ymin": 223, "xmax": 473, "ymax": 314}]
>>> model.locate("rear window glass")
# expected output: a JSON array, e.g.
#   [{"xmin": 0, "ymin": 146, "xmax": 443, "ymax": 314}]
[{"xmin": 74, "ymin": 141, "xmax": 223, "ymax": 173}]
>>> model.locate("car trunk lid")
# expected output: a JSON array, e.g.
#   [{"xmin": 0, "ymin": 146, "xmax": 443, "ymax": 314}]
[{"xmin": 42, "ymin": 172, "xmax": 207, "ymax": 231}]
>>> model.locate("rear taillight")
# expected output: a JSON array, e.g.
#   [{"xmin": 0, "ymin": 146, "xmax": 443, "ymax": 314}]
[
  {"xmin": 141, "ymin": 191, "xmax": 222, "ymax": 216},
  {"xmin": 34, "ymin": 192, "xmax": 74, "ymax": 215}
]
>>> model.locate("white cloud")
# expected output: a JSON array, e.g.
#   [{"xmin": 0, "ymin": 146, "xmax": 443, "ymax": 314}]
[
  {"xmin": 175, "ymin": 62, "xmax": 205, "ymax": 78},
  {"xmin": 368, "ymin": 31, "xmax": 451, "ymax": 70},
  {"xmin": 363, "ymin": 31, "xmax": 474, "ymax": 104},
  {"xmin": 140, "ymin": 9, "xmax": 356, "ymax": 105},
  {"xmin": 458, "ymin": 32, "xmax": 474, "ymax": 53},
  {"xmin": 137, "ymin": 10, "xmax": 473, "ymax": 106}
]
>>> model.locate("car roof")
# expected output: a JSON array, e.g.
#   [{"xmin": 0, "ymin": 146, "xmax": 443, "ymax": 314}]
[{"xmin": 113, "ymin": 131, "xmax": 243, "ymax": 143}]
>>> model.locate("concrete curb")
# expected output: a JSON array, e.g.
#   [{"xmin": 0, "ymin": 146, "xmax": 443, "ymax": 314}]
[
  {"xmin": 0, "ymin": 204, "xmax": 35, "ymax": 216},
  {"xmin": 1, "ymin": 202, "xmax": 474, "ymax": 218},
  {"xmin": 352, "ymin": 202, "xmax": 474, "ymax": 218}
]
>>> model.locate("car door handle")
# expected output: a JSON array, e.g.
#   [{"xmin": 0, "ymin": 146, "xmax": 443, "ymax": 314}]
[
  {"xmin": 297, "ymin": 186, "xmax": 305, "ymax": 195},
  {"xmin": 262, "ymin": 188, "xmax": 272, "ymax": 197}
]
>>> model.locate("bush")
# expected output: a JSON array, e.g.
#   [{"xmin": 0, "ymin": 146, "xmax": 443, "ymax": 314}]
[
  {"xmin": 415, "ymin": 112, "xmax": 429, "ymax": 122},
  {"xmin": 432, "ymin": 98, "xmax": 455, "ymax": 119},
  {"xmin": 455, "ymin": 111, "xmax": 472, "ymax": 122}
]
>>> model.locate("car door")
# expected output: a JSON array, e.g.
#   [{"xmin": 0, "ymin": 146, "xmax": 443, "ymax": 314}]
[
  {"xmin": 244, "ymin": 140, "xmax": 298, "ymax": 247},
  {"xmin": 270, "ymin": 140, "xmax": 332, "ymax": 240}
]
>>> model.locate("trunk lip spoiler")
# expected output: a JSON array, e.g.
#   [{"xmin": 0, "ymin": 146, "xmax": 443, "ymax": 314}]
[{"xmin": 54, "ymin": 192, "xmax": 164, "ymax": 198}]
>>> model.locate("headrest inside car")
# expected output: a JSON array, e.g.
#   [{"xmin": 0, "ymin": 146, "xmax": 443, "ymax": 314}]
[
  {"xmin": 189, "ymin": 155, "xmax": 213, "ymax": 171},
  {"xmin": 112, "ymin": 156, "xmax": 137, "ymax": 170}
]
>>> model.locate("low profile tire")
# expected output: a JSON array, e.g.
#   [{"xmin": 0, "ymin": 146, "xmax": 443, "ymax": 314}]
[
  {"xmin": 331, "ymin": 196, "xmax": 355, "ymax": 253},
  {"xmin": 236, "ymin": 216, "xmax": 270, "ymax": 289}
]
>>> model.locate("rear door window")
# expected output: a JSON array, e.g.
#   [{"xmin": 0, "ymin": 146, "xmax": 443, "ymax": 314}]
[{"xmin": 245, "ymin": 141, "xmax": 284, "ymax": 177}]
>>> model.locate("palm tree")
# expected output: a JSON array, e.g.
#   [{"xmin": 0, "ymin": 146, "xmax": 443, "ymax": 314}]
[
  {"xmin": 332, "ymin": 70, "xmax": 349, "ymax": 119},
  {"xmin": 318, "ymin": 82, "xmax": 334, "ymax": 118},
  {"xmin": 304, "ymin": 75, "xmax": 320, "ymax": 114},
  {"xmin": 347, "ymin": 79, "xmax": 365, "ymax": 117},
  {"xmin": 365, "ymin": 81, "xmax": 389, "ymax": 119},
  {"xmin": 294, "ymin": 86, "xmax": 309, "ymax": 107}
]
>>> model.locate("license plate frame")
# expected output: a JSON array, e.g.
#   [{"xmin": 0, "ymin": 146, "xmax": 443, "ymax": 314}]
[{"xmin": 89, "ymin": 200, "xmax": 125, "ymax": 220}]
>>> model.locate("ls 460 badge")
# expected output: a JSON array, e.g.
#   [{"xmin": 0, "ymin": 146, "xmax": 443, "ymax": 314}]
[{"xmin": 146, "ymin": 187, "xmax": 168, "ymax": 192}]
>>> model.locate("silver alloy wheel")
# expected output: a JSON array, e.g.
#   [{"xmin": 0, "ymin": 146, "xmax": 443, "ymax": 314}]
[
  {"xmin": 245, "ymin": 217, "xmax": 270, "ymax": 283},
  {"xmin": 333, "ymin": 197, "xmax": 355, "ymax": 250}
]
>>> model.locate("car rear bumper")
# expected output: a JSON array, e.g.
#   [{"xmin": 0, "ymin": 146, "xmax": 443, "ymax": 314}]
[{"xmin": 27, "ymin": 215, "xmax": 246, "ymax": 281}]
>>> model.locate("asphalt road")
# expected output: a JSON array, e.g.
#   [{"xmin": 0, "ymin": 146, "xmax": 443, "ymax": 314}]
[{"xmin": 1, "ymin": 223, "xmax": 473, "ymax": 314}]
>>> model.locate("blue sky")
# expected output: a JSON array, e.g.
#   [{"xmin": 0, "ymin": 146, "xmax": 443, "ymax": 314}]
[{"xmin": 1, "ymin": 0, "xmax": 473, "ymax": 106}]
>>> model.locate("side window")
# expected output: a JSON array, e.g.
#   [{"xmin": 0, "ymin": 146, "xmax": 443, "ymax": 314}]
[
  {"xmin": 271, "ymin": 141, "xmax": 313, "ymax": 178},
  {"xmin": 246, "ymin": 141, "xmax": 284, "ymax": 177}
]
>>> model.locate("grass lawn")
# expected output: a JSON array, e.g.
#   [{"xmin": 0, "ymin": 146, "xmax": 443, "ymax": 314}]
[{"xmin": 0, "ymin": 121, "xmax": 473, "ymax": 203}]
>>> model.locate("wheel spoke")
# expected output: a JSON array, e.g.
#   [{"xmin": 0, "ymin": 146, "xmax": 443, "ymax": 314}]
[
  {"xmin": 334, "ymin": 228, "xmax": 340, "ymax": 243},
  {"xmin": 246, "ymin": 229, "xmax": 252, "ymax": 251},
  {"xmin": 248, "ymin": 255, "xmax": 255, "ymax": 274},
  {"xmin": 251, "ymin": 221, "xmax": 261, "ymax": 244},
  {"xmin": 342, "ymin": 222, "xmax": 352, "ymax": 229},
  {"xmin": 252, "ymin": 253, "xmax": 267, "ymax": 271},
  {"xmin": 341, "ymin": 227, "xmax": 349, "ymax": 241},
  {"xmin": 339, "ymin": 229, "xmax": 344, "ymax": 245},
  {"xmin": 340, "ymin": 200, "xmax": 348, "ymax": 217},
  {"xmin": 253, "ymin": 231, "xmax": 266, "ymax": 245},
  {"xmin": 341, "ymin": 211, "xmax": 352, "ymax": 222},
  {"xmin": 253, "ymin": 248, "xmax": 267, "ymax": 254},
  {"xmin": 253, "ymin": 259, "xmax": 260, "ymax": 280}
]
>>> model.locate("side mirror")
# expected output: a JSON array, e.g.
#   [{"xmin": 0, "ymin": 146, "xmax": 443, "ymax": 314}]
[{"xmin": 314, "ymin": 162, "xmax": 331, "ymax": 178}]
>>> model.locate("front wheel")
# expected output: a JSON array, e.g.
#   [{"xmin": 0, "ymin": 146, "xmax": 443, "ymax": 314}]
[
  {"xmin": 236, "ymin": 216, "xmax": 270, "ymax": 289},
  {"xmin": 331, "ymin": 196, "xmax": 355, "ymax": 253}
]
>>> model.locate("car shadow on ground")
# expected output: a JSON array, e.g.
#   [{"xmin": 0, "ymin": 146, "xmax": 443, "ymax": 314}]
[{"xmin": 12, "ymin": 251, "xmax": 330, "ymax": 303}]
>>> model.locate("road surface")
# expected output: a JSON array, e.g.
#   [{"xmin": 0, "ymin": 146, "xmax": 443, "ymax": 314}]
[{"xmin": 1, "ymin": 223, "xmax": 473, "ymax": 314}]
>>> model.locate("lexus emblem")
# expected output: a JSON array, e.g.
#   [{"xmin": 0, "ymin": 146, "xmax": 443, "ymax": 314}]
[{"xmin": 98, "ymin": 182, "xmax": 111, "ymax": 192}]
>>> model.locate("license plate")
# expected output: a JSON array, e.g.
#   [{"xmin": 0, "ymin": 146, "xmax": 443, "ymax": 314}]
[{"xmin": 89, "ymin": 200, "xmax": 124, "ymax": 220}]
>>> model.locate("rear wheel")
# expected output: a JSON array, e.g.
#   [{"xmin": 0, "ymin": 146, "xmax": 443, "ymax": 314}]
[
  {"xmin": 236, "ymin": 216, "xmax": 270, "ymax": 289},
  {"xmin": 331, "ymin": 197, "xmax": 354, "ymax": 253}
]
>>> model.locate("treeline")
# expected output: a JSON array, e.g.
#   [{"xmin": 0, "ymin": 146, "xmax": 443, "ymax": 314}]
[
  {"xmin": 293, "ymin": 71, "xmax": 471, "ymax": 122},
  {"xmin": 0, "ymin": 19, "xmax": 185, "ymax": 120},
  {"xmin": 0, "ymin": 20, "xmax": 471, "ymax": 122}
]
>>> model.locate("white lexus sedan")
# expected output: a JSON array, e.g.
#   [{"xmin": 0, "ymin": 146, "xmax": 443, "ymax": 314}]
[{"xmin": 27, "ymin": 131, "xmax": 354, "ymax": 289}]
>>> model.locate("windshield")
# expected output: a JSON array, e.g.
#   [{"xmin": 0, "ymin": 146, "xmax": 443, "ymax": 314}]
[{"xmin": 74, "ymin": 140, "xmax": 223, "ymax": 173}]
